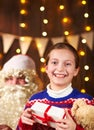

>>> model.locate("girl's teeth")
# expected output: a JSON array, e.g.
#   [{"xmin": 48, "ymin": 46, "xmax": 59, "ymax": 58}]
[{"xmin": 55, "ymin": 74, "xmax": 65, "ymax": 78}]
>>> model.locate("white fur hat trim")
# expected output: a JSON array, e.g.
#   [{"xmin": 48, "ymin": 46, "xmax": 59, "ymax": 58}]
[{"xmin": 3, "ymin": 54, "xmax": 36, "ymax": 71}]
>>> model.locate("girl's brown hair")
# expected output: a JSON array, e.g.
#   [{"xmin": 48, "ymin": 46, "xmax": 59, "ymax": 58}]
[{"xmin": 45, "ymin": 42, "xmax": 79, "ymax": 68}]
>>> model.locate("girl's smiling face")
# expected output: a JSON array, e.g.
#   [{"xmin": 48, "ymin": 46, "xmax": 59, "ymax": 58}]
[{"xmin": 46, "ymin": 49, "xmax": 79, "ymax": 90}]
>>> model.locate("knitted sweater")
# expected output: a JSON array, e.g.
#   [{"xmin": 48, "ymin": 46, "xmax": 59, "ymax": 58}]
[{"xmin": 16, "ymin": 88, "xmax": 94, "ymax": 130}]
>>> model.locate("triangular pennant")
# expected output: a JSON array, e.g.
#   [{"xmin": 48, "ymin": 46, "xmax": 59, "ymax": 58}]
[
  {"xmin": 35, "ymin": 37, "xmax": 48, "ymax": 57},
  {"xmin": 3, "ymin": 38, "xmax": 21, "ymax": 65},
  {"xmin": 82, "ymin": 31, "xmax": 93, "ymax": 50},
  {"xmin": 67, "ymin": 34, "xmax": 79, "ymax": 50},
  {"xmin": 51, "ymin": 37, "xmax": 64, "ymax": 44},
  {"xmin": 2, "ymin": 33, "xmax": 16, "ymax": 53},
  {"xmin": 19, "ymin": 36, "xmax": 32, "ymax": 54}
]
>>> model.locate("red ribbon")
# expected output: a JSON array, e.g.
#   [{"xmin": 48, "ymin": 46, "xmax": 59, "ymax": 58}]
[
  {"xmin": 32, "ymin": 105, "xmax": 66, "ymax": 126},
  {"xmin": 32, "ymin": 105, "xmax": 56, "ymax": 126}
]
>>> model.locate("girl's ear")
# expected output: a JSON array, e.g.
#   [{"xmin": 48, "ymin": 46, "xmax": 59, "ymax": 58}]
[
  {"xmin": 74, "ymin": 67, "xmax": 80, "ymax": 77},
  {"xmin": 45, "ymin": 65, "xmax": 48, "ymax": 74}
]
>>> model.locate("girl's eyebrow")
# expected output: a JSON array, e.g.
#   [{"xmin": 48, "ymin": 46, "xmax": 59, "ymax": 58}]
[
  {"xmin": 50, "ymin": 58, "xmax": 58, "ymax": 60},
  {"xmin": 65, "ymin": 60, "xmax": 75, "ymax": 63}
]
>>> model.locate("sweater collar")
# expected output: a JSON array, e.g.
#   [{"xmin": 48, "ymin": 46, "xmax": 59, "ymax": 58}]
[{"xmin": 47, "ymin": 83, "xmax": 73, "ymax": 98}]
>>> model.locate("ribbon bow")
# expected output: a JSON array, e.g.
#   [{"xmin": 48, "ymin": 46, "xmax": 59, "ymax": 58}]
[{"xmin": 32, "ymin": 105, "xmax": 56, "ymax": 126}]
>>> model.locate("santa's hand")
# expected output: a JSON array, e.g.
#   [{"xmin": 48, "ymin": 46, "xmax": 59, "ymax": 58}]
[
  {"xmin": 21, "ymin": 108, "xmax": 35, "ymax": 126},
  {"xmin": 55, "ymin": 109, "xmax": 76, "ymax": 130}
]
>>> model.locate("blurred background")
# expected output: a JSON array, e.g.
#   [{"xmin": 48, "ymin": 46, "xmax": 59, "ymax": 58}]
[{"xmin": 0, "ymin": 0, "xmax": 94, "ymax": 96}]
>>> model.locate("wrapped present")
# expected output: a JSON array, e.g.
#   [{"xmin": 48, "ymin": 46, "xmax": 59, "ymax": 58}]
[{"xmin": 31, "ymin": 101, "xmax": 66, "ymax": 128}]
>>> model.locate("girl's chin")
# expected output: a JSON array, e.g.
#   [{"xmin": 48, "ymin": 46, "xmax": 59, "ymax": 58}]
[{"xmin": 53, "ymin": 82, "xmax": 65, "ymax": 86}]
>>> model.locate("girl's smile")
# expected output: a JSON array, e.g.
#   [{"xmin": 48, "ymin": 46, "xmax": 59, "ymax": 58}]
[{"xmin": 53, "ymin": 71, "xmax": 68, "ymax": 78}]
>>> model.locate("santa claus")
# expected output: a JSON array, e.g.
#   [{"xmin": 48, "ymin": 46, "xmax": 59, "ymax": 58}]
[{"xmin": 0, "ymin": 54, "xmax": 43, "ymax": 130}]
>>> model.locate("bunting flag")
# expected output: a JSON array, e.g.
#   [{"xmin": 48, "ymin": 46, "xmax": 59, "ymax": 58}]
[
  {"xmin": 19, "ymin": 36, "xmax": 32, "ymax": 54},
  {"xmin": 52, "ymin": 37, "xmax": 64, "ymax": 45},
  {"xmin": 0, "ymin": 31, "xmax": 94, "ymax": 95},
  {"xmin": 2, "ymin": 33, "xmax": 16, "ymax": 53},
  {"xmin": 67, "ymin": 34, "xmax": 79, "ymax": 49},
  {"xmin": 82, "ymin": 31, "xmax": 93, "ymax": 50},
  {"xmin": 36, "ymin": 38, "xmax": 48, "ymax": 57},
  {"xmin": 3, "ymin": 38, "xmax": 21, "ymax": 65}
]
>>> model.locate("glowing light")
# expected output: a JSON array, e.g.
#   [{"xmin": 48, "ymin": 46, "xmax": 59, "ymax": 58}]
[
  {"xmin": 59, "ymin": 5, "xmax": 64, "ymax": 10},
  {"xmin": 42, "ymin": 31, "xmax": 47, "ymax": 37},
  {"xmin": 64, "ymin": 31, "xmax": 69, "ymax": 36},
  {"xmin": 81, "ymin": 38, "xmax": 86, "ymax": 43},
  {"xmin": 84, "ymin": 76, "xmax": 89, "ymax": 81},
  {"xmin": 85, "ymin": 26, "xmax": 91, "ymax": 31},
  {"xmin": 20, "ymin": 0, "xmax": 27, "ymax": 4},
  {"xmin": 20, "ymin": 36, "xmax": 25, "ymax": 41},
  {"xmin": 40, "ymin": 57, "xmax": 46, "ymax": 63},
  {"xmin": 40, "ymin": 67, "xmax": 46, "ymax": 73},
  {"xmin": 81, "ymin": 89, "xmax": 86, "ymax": 93},
  {"xmin": 40, "ymin": 6, "xmax": 45, "ymax": 11},
  {"xmin": 19, "ymin": 23, "xmax": 26, "ymax": 28},
  {"xmin": 62, "ymin": 17, "xmax": 69, "ymax": 23},
  {"xmin": 20, "ymin": 9, "xmax": 27, "ymax": 15},
  {"xmin": 84, "ymin": 13, "xmax": 89, "ymax": 18},
  {"xmin": 62, "ymin": 17, "xmax": 71, "ymax": 24},
  {"xmin": 43, "ymin": 19, "xmax": 48, "ymax": 24},
  {"xmin": 84, "ymin": 65, "xmax": 89, "ymax": 70},
  {"xmin": 79, "ymin": 50, "xmax": 85, "ymax": 56},
  {"xmin": 37, "ymin": 43, "xmax": 42, "ymax": 49},
  {"xmin": 16, "ymin": 49, "xmax": 21, "ymax": 54},
  {"xmin": 81, "ymin": 0, "xmax": 87, "ymax": 5}
]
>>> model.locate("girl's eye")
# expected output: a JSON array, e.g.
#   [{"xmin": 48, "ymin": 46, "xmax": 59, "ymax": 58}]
[
  {"xmin": 66, "ymin": 63, "xmax": 71, "ymax": 66},
  {"xmin": 52, "ymin": 61, "xmax": 58, "ymax": 65}
]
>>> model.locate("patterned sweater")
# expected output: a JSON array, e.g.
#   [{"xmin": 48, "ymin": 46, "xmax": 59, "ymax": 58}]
[{"xmin": 16, "ymin": 88, "xmax": 94, "ymax": 130}]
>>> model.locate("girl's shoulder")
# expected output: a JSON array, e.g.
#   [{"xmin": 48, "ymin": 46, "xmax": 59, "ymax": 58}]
[
  {"xmin": 72, "ymin": 88, "xmax": 93, "ymax": 100},
  {"xmin": 29, "ymin": 89, "xmax": 47, "ymax": 100}
]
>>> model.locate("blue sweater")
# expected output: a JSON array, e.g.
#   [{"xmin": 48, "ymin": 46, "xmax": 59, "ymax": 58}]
[
  {"xmin": 28, "ymin": 88, "xmax": 93, "ymax": 108},
  {"xmin": 17, "ymin": 88, "xmax": 94, "ymax": 130}
]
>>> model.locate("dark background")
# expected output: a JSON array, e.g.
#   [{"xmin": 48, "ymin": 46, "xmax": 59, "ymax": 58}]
[
  {"xmin": 0, "ymin": 0, "xmax": 94, "ymax": 37},
  {"xmin": 0, "ymin": 0, "xmax": 94, "ymax": 96}
]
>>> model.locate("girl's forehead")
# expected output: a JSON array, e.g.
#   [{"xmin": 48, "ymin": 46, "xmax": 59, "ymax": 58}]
[
  {"xmin": 49, "ymin": 49, "xmax": 75, "ymax": 61},
  {"xmin": 50, "ymin": 49, "xmax": 74, "ymax": 56}
]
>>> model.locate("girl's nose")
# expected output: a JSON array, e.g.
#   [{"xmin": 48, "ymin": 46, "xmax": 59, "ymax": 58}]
[{"xmin": 57, "ymin": 64, "xmax": 65, "ymax": 71}]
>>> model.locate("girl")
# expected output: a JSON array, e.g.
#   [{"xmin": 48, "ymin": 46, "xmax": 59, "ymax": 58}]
[{"xmin": 16, "ymin": 42, "xmax": 94, "ymax": 130}]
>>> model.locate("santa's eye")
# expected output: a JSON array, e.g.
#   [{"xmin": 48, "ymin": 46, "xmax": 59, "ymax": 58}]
[{"xmin": 5, "ymin": 76, "xmax": 13, "ymax": 81}]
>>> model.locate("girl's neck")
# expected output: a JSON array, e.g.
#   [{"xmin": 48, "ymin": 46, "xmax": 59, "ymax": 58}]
[{"xmin": 47, "ymin": 83, "xmax": 73, "ymax": 98}]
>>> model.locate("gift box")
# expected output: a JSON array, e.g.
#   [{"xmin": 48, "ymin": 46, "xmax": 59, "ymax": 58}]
[{"xmin": 31, "ymin": 101, "xmax": 66, "ymax": 128}]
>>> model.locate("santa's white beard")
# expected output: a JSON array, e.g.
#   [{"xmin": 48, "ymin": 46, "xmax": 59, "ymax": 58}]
[{"xmin": 0, "ymin": 84, "xmax": 37, "ymax": 130}]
